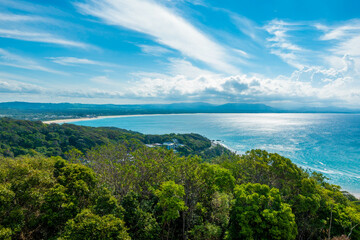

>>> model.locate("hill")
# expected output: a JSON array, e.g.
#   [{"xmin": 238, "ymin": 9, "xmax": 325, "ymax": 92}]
[{"xmin": 0, "ymin": 117, "xmax": 231, "ymax": 159}]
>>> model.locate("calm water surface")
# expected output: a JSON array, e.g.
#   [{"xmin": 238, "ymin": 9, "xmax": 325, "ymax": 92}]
[{"xmin": 70, "ymin": 113, "xmax": 360, "ymax": 196}]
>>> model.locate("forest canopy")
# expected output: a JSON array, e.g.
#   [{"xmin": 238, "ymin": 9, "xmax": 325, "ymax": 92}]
[
  {"xmin": 0, "ymin": 117, "xmax": 230, "ymax": 159},
  {"xmin": 0, "ymin": 118, "xmax": 359, "ymax": 240}
]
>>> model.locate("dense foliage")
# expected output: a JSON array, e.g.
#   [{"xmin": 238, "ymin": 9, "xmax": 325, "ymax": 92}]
[
  {"xmin": 0, "ymin": 156, "xmax": 129, "ymax": 239},
  {"xmin": 0, "ymin": 118, "xmax": 230, "ymax": 159},
  {"xmin": 229, "ymin": 183, "xmax": 297, "ymax": 239},
  {"xmin": 0, "ymin": 118, "xmax": 359, "ymax": 239}
]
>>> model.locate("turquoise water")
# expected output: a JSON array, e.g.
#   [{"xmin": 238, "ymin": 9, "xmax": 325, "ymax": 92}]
[{"xmin": 70, "ymin": 113, "xmax": 360, "ymax": 196}]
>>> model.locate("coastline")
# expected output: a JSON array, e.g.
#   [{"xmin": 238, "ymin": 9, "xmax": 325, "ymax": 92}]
[
  {"xmin": 42, "ymin": 113, "xmax": 247, "ymax": 124},
  {"xmin": 42, "ymin": 112, "xmax": 360, "ymax": 124},
  {"xmin": 43, "ymin": 115, "xmax": 129, "ymax": 124},
  {"xmin": 212, "ymin": 140, "xmax": 238, "ymax": 154},
  {"xmin": 42, "ymin": 113, "xmax": 188, "ymax": 124}
]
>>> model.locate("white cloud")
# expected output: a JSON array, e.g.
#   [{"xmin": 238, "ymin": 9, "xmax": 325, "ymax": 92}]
[
  {"xmin": 90, "ymin": 76, "xmax": 118, "ymax": 85},
  {"xmin": 0, "ymin": 0, "xmax": 64, "ymax": 15},
  {"xmin": 49, "ymin": 57, "xmax": 98, "ymax": 65},
  {"xmin": 131, "ymin": 58, "xmax": 218, "ymax": 81},
  {"xmin": 76, "ymin": 0, "xmax": 238, "ymax": 73},
  {"xmin": 137, "ymin": 44, "xmax": 172, "ymax": 56},
  {"xmin": 317, "ymin": 20, "xmax": 360, "ymax": 56},
  {"xmin": 0, "ymin": 79, "xmax": 44, "ymax": 93},
  {"xmin": 264, "ymin": 20, "xmax": 308, "ymax": 69},
  {"xmin": 231, "ymin": 14, "xmax": 262, "ymax": 42},
  {"xmin": 161, "ymin": 0, "xmax": 206, "ymax": 6},
  {"xmin": 58, "ymin": 88, "xmax": 125, "ymax": 98},
  {"xmin": 48, "ymin": 57, "xmax": 118, "ymax": 67},
  {"xmin": 167, "ymin": 58, "xmax": 216, "ymax": 78},
  {"xmin": 0, "ymin": 74, "xmax": 124, "ymax": 98},
  {"xmin": 334, "ymin": 35, "xmax": 360, "ymax": 56},
  {"xmin": 263, "ymin": 19, "xmax": 360, "ymax": 74},
  {"xmin": 0, "ymin": 13, "xmax": 45, "ymax": 22},
  {"xmin": 0, "ymin": 29, "xmax": 89, "ymax": 48},
  {"xmin": 127, "ymin": 55, "xmax": 360, "ymax": 107},
  {"xmin": 2, "ymin": 56, "xmax": 359, "ymax": 107},
  {"xmin": 233, "ymin": 49, "xmax": 249, "ymax": 57},
  {"xmin": 0, "ymin": 49, "xmax": 65, "ymax": 74},
  {"xmin": 1, "ymin": 2, "xmax": 359, "ymax": 108},
  {"xmin": 0, "ymin": 71, "xmax": 41, "ymax": 83},
  {"xmin": 316, "ymin": 20, "xmax": 360, "ymax": 71},
  {"xmin": 317, "ymin": 20, "xmax": 360, "ymax": 41}
]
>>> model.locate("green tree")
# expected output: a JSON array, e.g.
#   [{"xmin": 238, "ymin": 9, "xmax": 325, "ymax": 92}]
[
  {"xmin": 189, "ymin": 222, "xmax": 222, "ymax": 240},
  {"xmin": 229, "ymin": 183, "xmax": 297, "ymax": 240},
  {"xmin": 199, "ymin": 163, "xmax": 235, "ymax": 195},
  {"xmin": 210, "ymin": 192, "xmax": 233, "ymax": 231},
  {"xmin": 155, "ymin": 181, "xmax": 188, "ymax": 239},
  {"xmin": 42, "ymin": 158, "xmax": 99, "ymax": 235},
  {"xmin": 94, "ymin": 187, "xmax": 124, "ymax": 217},
  {"xmin": 156, "ymin": 181, "xmax": 187, "ymax": 223},
  {"xmin": 121, "ymin": 191, "xmax": 160, "ymax": 240},
  {"xmin": 60, "ymin": 209, "xmax": 130, "ymax": 240},
  {"xmin": 0, "ymin": 156, "xmax": 56, "ymax": 239}
]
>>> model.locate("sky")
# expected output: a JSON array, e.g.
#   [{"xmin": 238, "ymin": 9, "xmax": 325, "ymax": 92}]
[{"xmin": 0, "ymin": 0, "xmax": 360, "ymax": 109}]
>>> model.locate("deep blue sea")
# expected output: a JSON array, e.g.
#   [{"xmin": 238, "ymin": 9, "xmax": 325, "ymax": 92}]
[{"xmin": 70, "ymin": 113, "xmax": 360, "ymax": 197}]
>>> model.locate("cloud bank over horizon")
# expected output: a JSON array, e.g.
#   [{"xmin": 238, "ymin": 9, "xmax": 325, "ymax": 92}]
[{"xmin": 0, "ymin": 0, "xmax": 360, "ymax": 109}]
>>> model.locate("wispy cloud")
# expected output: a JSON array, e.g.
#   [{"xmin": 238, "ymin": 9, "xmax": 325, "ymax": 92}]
[
  {"xmin": 58, "ymin": 88, "xmax": 125, "ymax": 98},
  {"xmin": 76, "ymin": 0, "xmax": 238, "ymax": 73},
  {"xmin": 264, "ymin": 20, "xmax": 308, "ymax": 69},
  {"xmin": 0, "ymin": 49, "xmax": 64, "ymax": 74},
  {"xmin": 231, "ymin": 14, "xmax": 262, "ymax": 42},
  {"xmin": 0, "ymin": 13, "xmax": 45, "ymax": 22},
  {"xmin": 0, "ymin": 79, "xmax": 44, "ymax": 93},
  {"xmin": 263, "ymin": 19, "xmax": 360, "ymax": 74},
  {"xmin": 2, "ymin": 56, "xmax": 359, "ymax": 107},
  {"xmin": 0, "ymin": 29, "xmax": 89, "ymax": 48},
  {"xmin": 0, "ymin": 5, "xmax": 90, "ymax": 49},
  {"xmin": 336, "ymin": 36, "xmax": 360, "ymax": 56},
  {"xmin": 317, "ymin": 20, "xmax": 360, "ymax": 57},
  {"xmin": 164, "ymin": 0, "xmax": 206, "ymax": 6},
  {"xmin": 0, "ymin": 79, "xmax": 124, "ymax": 98},
  {"xmin": 89, "ymin": 75, "xmax": 119, "ymax": 85},
  {"xmin": 317, "ymin": 20, "xmax": 360, "ymax": 41},
  {"xmin": 137, "ymin": 44, "xmax": 172, "ymax": 56},
  {"xmin": 0, "ymin": 0, "xmax": 64, "ymax": 15},
  {"xmin": 48, "ymin": 57, "xmax": 118, "ymax": 67}
]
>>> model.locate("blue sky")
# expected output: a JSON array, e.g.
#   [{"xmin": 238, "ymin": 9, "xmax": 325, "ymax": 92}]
[{"xmin": 0, "ymin": 0, "xmax": 360, "ymax": 108}]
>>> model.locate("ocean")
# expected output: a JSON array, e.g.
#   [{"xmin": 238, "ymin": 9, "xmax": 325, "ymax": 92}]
[{"xmin": 69, "ymin": 113, "xmax": 360, "ymax": 196}]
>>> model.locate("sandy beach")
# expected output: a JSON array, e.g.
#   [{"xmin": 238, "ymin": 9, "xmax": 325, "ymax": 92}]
[
  {"xmin": 42, "ymin": 113, "xmax": 202, "ymax": 124},
  {"xmin": 43, "ymin": 114, "xmax": 155, "ymax": 124}
]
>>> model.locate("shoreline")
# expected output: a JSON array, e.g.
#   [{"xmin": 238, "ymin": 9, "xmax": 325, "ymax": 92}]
[
  {"xmin": 42, "ymin": 113, "xmax": 253, "ymax": 124},
  {"xmin": 42, "ymin": 112, "xmax": 360, "ymax": 124},
  {"xmin": 212, "ymin": 140, "xmax": 238, "ymax": 154},
  {"xmin": 42, "ymin": 113, "xmax": 191, "ymax": 124}
]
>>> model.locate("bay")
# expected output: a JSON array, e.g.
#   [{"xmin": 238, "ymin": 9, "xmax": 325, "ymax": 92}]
[{"xmin": 70, "ymin": 113, "xmax": 360, "ymax": 196}]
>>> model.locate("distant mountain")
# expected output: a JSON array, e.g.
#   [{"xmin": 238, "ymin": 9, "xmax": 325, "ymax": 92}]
[
  {"xmin": 0, "ymin": 101, "xmax": 277, "ymax": 113},
  {"xmin": 0, "ymin": 101, "xmax": 358, "ymax": 121},
  {"xmin": 286, "ymin": 106, "xmax": 359, "ymax": 113},
  {"xmin": 213, "ymin": 103, "xmax": 276, "ymax": 113}
]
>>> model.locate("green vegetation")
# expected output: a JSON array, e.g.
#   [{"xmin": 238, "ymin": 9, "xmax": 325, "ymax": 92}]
[
  {"xmin": 0, "ymin": 117, "xmax": 230, "ymax": 159},
  {"xmin": 229, "ymin": 183, "xmax": 297, "ymax": 239},
  {"xmin": 0, "ymin": 118, "xmax": 359, "ymax": 239}
]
